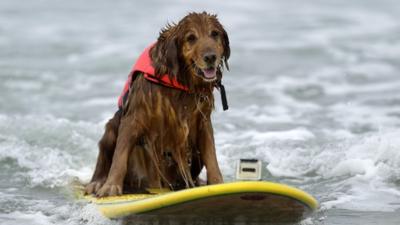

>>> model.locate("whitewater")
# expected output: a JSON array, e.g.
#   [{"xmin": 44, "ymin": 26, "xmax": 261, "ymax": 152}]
[{"xmin": 1, "ymin": 0, "xmax": 400, "ymax": 224}]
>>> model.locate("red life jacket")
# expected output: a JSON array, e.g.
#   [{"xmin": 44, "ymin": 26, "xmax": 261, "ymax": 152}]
[
  {"xmin": 117, "ymin": 44, "xmax": 188, "ymax": 109},
  {"xmin": 117, "ymin": 44, "xmax": 228, "ymax": 111}
]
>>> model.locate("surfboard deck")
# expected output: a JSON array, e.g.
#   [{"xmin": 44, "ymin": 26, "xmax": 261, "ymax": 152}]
[{"xmin": 73, "ymin": 181, "xmax": 318, "ymax": 223}]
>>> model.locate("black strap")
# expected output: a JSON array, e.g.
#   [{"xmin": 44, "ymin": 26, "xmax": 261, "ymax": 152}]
[
  {"xmin": 120, "ymin": 72, "xmax": 140, "ymax": 110},
  {"xmin": 217, "ymin": 81, "xmax": 229, "ymax": 111}
]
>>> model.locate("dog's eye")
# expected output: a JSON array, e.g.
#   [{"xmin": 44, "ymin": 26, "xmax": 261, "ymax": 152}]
[
  {"xmin": 211, "ymin": 30, "xmax": 219, "ymax": 38},
  {"xmin": 186, "ymin": 34, "xmax": 197, "ymax": 43}
]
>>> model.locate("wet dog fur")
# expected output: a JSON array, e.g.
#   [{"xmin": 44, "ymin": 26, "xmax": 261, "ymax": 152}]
[{"xmin": 85, "ymin": 12, "xmax": 230, "ymax": 197}]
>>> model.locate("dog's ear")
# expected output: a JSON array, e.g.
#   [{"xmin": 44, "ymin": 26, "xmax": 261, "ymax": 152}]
[
  {"xmin": 151, "ymin": 25, "xmax": 180, "ymax": 77},
  {"xmin": 220, "ymin": 26, "xmax": 230, "ymax": 71}
]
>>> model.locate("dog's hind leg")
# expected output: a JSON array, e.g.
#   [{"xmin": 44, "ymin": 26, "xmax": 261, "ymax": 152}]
[{"xmin": 85, "ymin": 110, "xmax": 122, "ymax": 195}]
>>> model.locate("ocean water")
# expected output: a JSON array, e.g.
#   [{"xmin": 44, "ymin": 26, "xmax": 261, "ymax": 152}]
[{"xmin": 1, "ymin": 0, "xmax": 400, "ymax": 224}]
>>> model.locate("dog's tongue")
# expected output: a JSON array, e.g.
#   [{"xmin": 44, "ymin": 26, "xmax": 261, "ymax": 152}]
[{"xmin": 203, "ymin": 68, "xmax": 216, "ymax": 79}]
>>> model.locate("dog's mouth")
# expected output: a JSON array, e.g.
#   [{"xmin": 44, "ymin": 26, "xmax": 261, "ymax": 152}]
[{"xmin": 194, "ymin": 65, "xmax": 217, "ymax": 82}]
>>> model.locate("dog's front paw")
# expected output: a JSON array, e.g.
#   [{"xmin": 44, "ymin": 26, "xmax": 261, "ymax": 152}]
[
  {"xmin": 96, "ymin": 183, "xmax": 122, "ymax": 197},
  {"xmin": 207, "ymin": 172, "xmax": 223, "ymax": 185},
  {"xmin": 84, "ymin": 180, "xmax": 105, "ymax": 195}
]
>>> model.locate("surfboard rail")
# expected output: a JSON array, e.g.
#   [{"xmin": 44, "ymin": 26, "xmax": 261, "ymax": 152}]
[{"xmin": 75, "ymin": 181, "xmax": 318, "ymax": 219}]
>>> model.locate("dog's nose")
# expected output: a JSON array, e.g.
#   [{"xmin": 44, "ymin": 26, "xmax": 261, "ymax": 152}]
[{"xmin": 203, "ymin": 53, "xmax": 217, "ymax": 65}]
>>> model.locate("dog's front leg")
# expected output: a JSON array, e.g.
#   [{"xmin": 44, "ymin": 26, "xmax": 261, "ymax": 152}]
[
  {"xmin": 96, "ymin": 119, "xmax": 138, "ymax": 197},
  {"xmin": 85, "ymin": 110, "xmax": 121, "ymax": 195},
  {"xmin": 199, "ymin": 120, "xmax": 223, "ymax": 184}
]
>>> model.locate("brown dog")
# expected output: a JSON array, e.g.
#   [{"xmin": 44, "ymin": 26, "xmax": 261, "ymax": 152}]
[{"xmin": 85, "ymin": 12, "xmax": 230, "ymax": 197}]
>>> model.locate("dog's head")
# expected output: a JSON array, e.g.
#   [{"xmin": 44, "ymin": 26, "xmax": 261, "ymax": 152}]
[{"xmin": 151, "ymin": 12, "xmax": 230, "ymax": 86}]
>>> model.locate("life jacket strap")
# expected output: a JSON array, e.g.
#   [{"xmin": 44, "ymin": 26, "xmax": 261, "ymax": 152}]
[{"xmin": 216, "ymin": 80, "xmax": 229, "ymax": 111}]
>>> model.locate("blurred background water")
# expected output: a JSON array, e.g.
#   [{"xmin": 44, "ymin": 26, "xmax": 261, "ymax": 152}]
[{"xmin": 1, "ymin": 0, "xmax": 400, "ymax": 224}]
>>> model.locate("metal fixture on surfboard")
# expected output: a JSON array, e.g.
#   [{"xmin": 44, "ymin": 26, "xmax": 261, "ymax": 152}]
[{"xmin": 236, "ymin": 159, "xmax": 262, "ymax": 181}]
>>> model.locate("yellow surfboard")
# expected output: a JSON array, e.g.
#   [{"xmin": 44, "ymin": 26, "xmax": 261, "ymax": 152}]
[{"xmin": 74, "ymin": 181, "xmax": 318, "ymax": 223}]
